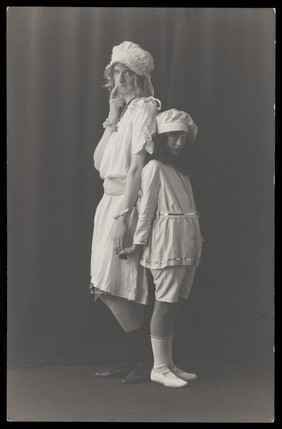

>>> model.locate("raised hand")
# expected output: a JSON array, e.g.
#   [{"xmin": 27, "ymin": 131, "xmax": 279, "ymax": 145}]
[{"xmin": 108, "ymin": 85, "xmax": 125, "ymax": 125}]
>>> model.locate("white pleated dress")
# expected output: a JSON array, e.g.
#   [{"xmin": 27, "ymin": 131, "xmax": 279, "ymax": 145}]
[{"xmin": 90, "ymin": 97, "xmax": 160, "ymax": 305}]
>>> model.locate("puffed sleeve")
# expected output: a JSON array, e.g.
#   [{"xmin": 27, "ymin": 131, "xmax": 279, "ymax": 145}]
[
  {"xmin": 133, "ymin": 160, "xmax": 160, "ymax": 245},
  {"xmin": 130, "ymin": 97, "xmax": 160, "ymax": 155}
]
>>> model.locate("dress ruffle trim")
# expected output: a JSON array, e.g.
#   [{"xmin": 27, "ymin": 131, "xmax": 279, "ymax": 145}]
[
  {"xmin": 141, "ymin": 256, "xmax": 199, "ymax": 269},
  {"xmin": 132, "ymin": 126, "xmax": 155, "ymax": 154},
  {"xmin": 128, "ymin": 96, "xmax": 161, "ymax": 112},
  {"xmin": 89, "ymin": 283, "xmax": 111, "ymax": 301}
]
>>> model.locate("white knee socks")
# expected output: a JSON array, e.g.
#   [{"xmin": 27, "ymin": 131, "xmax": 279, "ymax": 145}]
[
  {"xmin": 167, "ymin": 335, "xmax": 197, "ymax": 381},
  {"xmin": 150, "ymin": 336, "xmax": 187, "ymax": 388}
]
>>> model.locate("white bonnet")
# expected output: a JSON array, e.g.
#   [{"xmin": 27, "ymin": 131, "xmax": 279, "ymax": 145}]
[
  {"xmin": 105, "ymin": 41, "xmax": 154, "ymax": 78},
  {"xmin": 156, "ymin": 109, "xmax": 198, "ymax": 142}
]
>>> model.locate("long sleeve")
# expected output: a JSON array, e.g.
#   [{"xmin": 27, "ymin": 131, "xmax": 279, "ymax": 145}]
[{"xmin": 133, "ymin": 161, "xmax": 160, "ymax": 245}]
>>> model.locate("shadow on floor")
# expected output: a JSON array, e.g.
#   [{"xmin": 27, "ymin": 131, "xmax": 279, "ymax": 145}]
[{"xmin": 7, "ymin": 361, "xmax": 274, "ymax": 422}]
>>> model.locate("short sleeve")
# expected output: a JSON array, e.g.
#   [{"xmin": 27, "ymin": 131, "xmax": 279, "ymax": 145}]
[{"xmin": 130, "ymin": 98, "xmax": 160, "ymax": 155}]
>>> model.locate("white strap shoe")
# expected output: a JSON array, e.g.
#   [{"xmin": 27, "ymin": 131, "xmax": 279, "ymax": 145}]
[
  {"xmin": 170, "ymin": 365, "xmax": 197, "ymax": 381},
  {"xmin": 151, "ymin": 368, "xmax": 188, "ymax": 388}
]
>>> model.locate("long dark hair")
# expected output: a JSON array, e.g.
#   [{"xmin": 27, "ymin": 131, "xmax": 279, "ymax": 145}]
[{"xmin": 148, "ymin": 133, "xmax": 194, "ymax": 175}]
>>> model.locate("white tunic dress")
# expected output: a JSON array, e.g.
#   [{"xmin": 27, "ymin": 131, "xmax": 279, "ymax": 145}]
[
  {"xmin": 90, "ymin": 97, "xmax": 160, "ymax": 304},
  {"xmin": 133, "ymin": 160, "xmax": 204, "ymax": 269}
]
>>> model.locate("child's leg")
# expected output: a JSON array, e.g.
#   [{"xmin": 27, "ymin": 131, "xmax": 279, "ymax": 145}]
[
  {"xmin": 166, "ymin": 266, "xmax": 198, "ymax": 381},
  {"xmin": 149, "ymin": 266, "xmax": 199, "ymax": 387},
  {"xmin": 150, "ymin": 300, "xmax": 187, "ymax": 387},
  {"xmin": 150, "ymin": 300, "xmax": 177, "ymax": 337}
]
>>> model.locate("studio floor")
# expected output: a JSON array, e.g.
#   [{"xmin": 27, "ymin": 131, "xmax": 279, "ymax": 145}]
[{"xmin": 7, "ymin": 362, "xmax": 274, "ymax": 423}]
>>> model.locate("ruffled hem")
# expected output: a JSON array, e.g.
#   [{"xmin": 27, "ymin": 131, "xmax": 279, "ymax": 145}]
[
  {"xmin": 89, "ymin": 283, "xmax": 112, "ymax": 302},
  {"xmin": 128, "ymin": 96, "xmax": 161, "ymax": 112},
  {"xmin": 89, "ymin": 282, "xmax": 148, "ymax": 305},
  {"xmin": 132, "ymin": 126, "xmax": 155, "ymax": 155},
  {"xmin": 130, "ymin": 97, "xmax": 161, "ymax": 155}
]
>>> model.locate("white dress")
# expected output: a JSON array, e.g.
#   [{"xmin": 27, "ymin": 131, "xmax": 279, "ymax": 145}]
[{"xmin": 90, "ymin": 97, "xmax": 160, "ymax": 304}]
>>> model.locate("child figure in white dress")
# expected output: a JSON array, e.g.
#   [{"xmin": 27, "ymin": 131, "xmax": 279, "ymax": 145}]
[{"xmin": 119, "ymin": 109, "xmax": 203, "ymax": 387}]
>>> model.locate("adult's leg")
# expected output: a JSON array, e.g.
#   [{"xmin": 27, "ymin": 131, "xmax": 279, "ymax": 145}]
[
  {"xmin": 95, "ymin": 295, "xmax": 150, "ymax": 381},
  {"xmin": 122, "ymin": 302, "xmax": 153, "ymax": 384},
  {"xmin": 100, "ymin": 294, "xmax": 144, "ymax": 332}
]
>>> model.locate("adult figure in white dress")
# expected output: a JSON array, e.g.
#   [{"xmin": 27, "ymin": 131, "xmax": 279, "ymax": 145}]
[{"xmin": 90, "ymin": 41, "xmax": 161, "ymax": 382}]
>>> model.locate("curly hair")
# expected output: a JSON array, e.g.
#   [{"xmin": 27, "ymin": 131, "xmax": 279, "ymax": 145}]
[
  {"xmin": 148, "ymin": 132, "xmax": 194, "ymax": 175},
  {"xmin": 103, "ymin": 66, "xmax": 152, "ymax": 97}
]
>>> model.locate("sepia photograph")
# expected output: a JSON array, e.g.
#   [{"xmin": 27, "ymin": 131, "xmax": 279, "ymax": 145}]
[{"xmin": 7, "ymin": 7, "xmax": 275, "ymax": 422}]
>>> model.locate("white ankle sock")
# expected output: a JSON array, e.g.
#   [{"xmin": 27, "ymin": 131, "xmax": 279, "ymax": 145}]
[
  {"xmin": 150, "ymin": 336, "xmax": 188, "ymax": 387},
  {"xmin": 150, "ymin": 336, "xmax": 170, "ymax": 372}
]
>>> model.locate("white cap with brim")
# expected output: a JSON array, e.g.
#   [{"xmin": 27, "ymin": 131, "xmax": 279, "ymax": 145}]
[{"xmin": 156, "ymin": 108, "xmax": 198, "ymax": 142}]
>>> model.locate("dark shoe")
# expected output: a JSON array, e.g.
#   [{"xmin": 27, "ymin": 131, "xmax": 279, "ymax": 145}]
[
  {"xmin": 95, "ymin": 361, "xmax": 134, "ymax": 378},
  {"xmin": 122, "ymin": 363, "xmax": 151, "ymax": 384}
]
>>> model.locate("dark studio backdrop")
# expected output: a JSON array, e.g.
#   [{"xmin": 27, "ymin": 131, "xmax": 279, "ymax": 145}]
[{"xmin": 7, "ymin": 7, "xmax": 275, "ymax": 371}]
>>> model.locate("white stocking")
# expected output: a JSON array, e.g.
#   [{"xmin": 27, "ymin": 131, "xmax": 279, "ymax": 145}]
[{"xmin": 150, "ymin": 336, "xmax": 188, "ymax": 388}]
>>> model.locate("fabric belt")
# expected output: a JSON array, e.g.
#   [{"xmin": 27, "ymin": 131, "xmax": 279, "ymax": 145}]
[
  {"xmin": 157, "ymin": 210, "xmax": 199, "ymax": 218},
  {"xmin": 103, "ymin": 178, "xmax": 126, "ymax": 196}
]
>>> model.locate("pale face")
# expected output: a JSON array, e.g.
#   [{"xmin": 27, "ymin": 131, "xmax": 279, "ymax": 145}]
[
  {"xmin": 113, "ymin": 63, "xmax": 136, "ymax": 99},
  {"xmin": 166, "ymin": 131, "xmax": 187, "ymax": 156}
]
